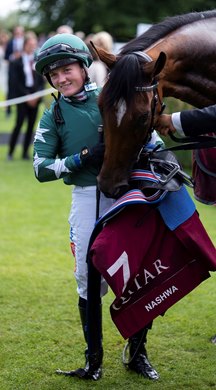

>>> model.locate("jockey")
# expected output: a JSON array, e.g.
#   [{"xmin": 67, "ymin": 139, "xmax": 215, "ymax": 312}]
[{"xmin": 34, "ymin": 32, "xmax": 161, "ymax": 381}]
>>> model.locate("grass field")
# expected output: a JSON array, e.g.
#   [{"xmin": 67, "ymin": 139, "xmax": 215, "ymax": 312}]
[{"xmin": 0, "ymin": 135, "xmax": 216, "ymax": 388}]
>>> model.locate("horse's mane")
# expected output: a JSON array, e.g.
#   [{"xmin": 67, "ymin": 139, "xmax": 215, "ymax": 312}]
[{"xmin": 120, "ymin": 10, "xmax": 216, "ymax": 54}]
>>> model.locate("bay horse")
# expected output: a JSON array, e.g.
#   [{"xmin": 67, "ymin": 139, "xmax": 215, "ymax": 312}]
[{"xmin": 92, "ymin": 10, "xmax": 216, "ymax": 198}]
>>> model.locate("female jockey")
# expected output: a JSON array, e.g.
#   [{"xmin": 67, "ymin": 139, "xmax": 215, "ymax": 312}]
[{"xmin": 34, "ymin": 33, "xmax": 162, "ymax": 381}]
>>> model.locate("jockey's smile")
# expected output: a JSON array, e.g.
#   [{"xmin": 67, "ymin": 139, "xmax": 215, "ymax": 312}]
[{"xmin": 49, "ymin": 63, "xmax": 86, "ymax": 96}]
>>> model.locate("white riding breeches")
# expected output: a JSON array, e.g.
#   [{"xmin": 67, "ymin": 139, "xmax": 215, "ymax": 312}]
[{"xmin": 68, "ymin": 185, "xmax": 114, "ymax": 300}]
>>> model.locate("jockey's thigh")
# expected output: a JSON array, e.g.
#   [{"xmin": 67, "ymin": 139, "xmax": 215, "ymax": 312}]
[{"xmin": 68, "ymin": 185, "xmax": 114, "ymax": 300}]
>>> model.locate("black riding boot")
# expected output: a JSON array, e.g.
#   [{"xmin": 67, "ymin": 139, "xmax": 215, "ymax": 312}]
[
  {"xmin": 123, "ymin": 326, "xmax": 159, "ymax": 380},
  {"xmin": 56, "ymin": 297, "xmax": 103, "ymax": 381}
]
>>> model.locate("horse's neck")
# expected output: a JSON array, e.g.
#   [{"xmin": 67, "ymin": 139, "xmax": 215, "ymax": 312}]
[
  {"xmin": 146, "ymin": 19, "xmax": 216, "ymax": 107},
  {"xmin": 147, "ymin": 17, "xmax": 216, "ymax": 54}
]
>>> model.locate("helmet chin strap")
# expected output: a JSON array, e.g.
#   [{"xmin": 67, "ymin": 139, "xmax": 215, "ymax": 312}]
[
  {"xmin": 83, "ymin": 64, "xmax": 90, "ymax": 81},
  {"xmin": 45, "ymin": 73, "xmax": 55, "ymax": 88},
  {"xmin": 82, "ymin": 64, "xmax": 98, "ymax": 91}
]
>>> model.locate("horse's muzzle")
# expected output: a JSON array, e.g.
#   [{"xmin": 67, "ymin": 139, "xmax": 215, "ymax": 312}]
[
  {"xmin": 102, "ymin": 185, "xmax": 130, "ymax": 199},
  {"xmin": 98, "ymin": 179, "xmax": 129, "ymax": 199}
]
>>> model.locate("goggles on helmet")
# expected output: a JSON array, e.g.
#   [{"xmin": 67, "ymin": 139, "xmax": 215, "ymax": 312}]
[
  {"xmin": 42, "ymin": 58, "xmax": 79, "ymax": 75},
  {"xmin": 35, "ymin": 43, "xmax": 92, "ymax": 62}
]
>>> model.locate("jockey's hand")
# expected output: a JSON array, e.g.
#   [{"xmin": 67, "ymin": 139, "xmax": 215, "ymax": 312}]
[
  {"xmin": 155, "ymin": 114, "xmax": 176, "ymax": 136},
  {"xmin": 80, "ymin": 143, "xmax": 105, "ymax": 169}
]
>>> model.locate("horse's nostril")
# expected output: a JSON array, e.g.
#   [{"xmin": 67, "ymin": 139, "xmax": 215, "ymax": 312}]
[
  {"xmin": 103, "ymin": 191, "xmax": 113, "ymax": 199},
  {"xmin": 98, "ymin": 175, "xmax": 129, "ymax": 199},
  {"xmin": 113, "ymin": 184, "xmax": 129, "ymax": 199},
  {"xmin": 100, "ymin": 185, "xmax": 129, "ymax": 199}
]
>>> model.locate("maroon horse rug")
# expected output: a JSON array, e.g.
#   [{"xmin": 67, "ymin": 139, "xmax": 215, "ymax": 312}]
[
  {"xmin": 193, "ymin": 135, "xmax": 216, "ymax": 205},
  {"xmin": 89, "ymin": 186, "xmax": 216, "ymax": 339}
]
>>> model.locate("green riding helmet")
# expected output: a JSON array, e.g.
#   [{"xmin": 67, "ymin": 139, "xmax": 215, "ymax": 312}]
[{"xmin": 35, "ymin": 33, "xmax": 93, "ymax": 75}]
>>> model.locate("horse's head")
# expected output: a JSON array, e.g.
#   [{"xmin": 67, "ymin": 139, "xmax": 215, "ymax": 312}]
[{"xmin": 91, "ymin": 42, "xmax": 166, "ymax": 198}]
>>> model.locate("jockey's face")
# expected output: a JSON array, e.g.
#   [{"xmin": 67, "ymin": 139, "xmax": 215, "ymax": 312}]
[{"xmin": 49, "ymin": 62, "xmax": 86, "ymax": 96}]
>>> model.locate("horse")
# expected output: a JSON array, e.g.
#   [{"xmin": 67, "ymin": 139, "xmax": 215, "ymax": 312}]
[{"xmin": 91, "ymin": 10, "xmax": 216, "ymax": 198}]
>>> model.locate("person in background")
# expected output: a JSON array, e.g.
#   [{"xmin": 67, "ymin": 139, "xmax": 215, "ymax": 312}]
[
  {"xmin": 4, "ymin": 25, "xmax": 25, "ymax": 116},
  {"xmin": 7, "ymin": 32, "xmax": 45, "ymax": 160},
  {"xmin": 74, "ymin": 31, "xmax": 86, "ymax": 40},
  {"xmin": 155, "ymin": 106, "xmax": 216, "ymax": 137},
  {"xmin": 156, "ymin": 107, "xmax": 216, "ymax": 344},
  {"xmin": 33, "ymin": 32, "xmax": 161, "ymax": 381},
  {"xmin": 0, "ymin": 29, "xmax": 9, "ymax": 93},
  {"xmin": 4, "ymin": 25, "xmax": 25, "ymax": 61},
  {"xmin": 56, "ymin": 25, "xmax": 73, "ymax": 34},
  {"xmin": 86, "ymin": 31, "xmax": 113, "ymax": 87},
  {"xmin": 0, "ymin": 29, "xmax": 9, "ymax": 64}
]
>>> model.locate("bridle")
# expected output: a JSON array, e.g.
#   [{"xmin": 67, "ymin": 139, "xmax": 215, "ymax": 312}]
[
  {"xmin": 99, "ymin": 51, "xmax": 166, "ymax": 157},
  {"xmin": 131, "ymin": 51, "xmax": 166, "ymax": 146},
  {"xmin": 133, "ymin": 51, "xmax": 165, "ymax": 113},
  {"xmin": 98, "ymin": 50, "xmax": 166, "ymax": 170}
]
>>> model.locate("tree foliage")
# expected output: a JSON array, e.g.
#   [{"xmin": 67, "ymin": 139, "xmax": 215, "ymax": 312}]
[{"xmin": 20, "ymin": 0, "xmax": 216, "ymax": 40}]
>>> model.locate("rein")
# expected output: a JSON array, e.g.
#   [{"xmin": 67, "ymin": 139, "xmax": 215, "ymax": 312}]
[
  {"xmin": 96, "ymin": 125, "xmax": 104, "ymax": 220},
  {"xmin": 165, "ymin": 131, "xmax": 216, "ymax": 152}
]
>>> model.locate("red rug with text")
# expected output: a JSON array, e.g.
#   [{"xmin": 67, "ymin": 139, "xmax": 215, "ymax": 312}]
[{"xmin": 89, "ymin": 188, "xmax": 216, "ymax": 339}]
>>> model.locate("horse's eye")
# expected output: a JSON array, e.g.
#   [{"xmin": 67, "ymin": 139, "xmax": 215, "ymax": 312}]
[{"xmin": 136, "ymin": 112, "xmax": 149, "ymax": 126}]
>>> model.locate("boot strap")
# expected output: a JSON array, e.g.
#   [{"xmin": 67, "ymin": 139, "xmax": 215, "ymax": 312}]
[{"xmin": 122, "ymin": 330, "xmax": 147, "ymax": 366}]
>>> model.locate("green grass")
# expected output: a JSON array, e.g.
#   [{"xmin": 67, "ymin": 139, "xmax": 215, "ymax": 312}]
[{"xmin": 0, "ymin": 144, "xmax": 216, "ymax": 390}]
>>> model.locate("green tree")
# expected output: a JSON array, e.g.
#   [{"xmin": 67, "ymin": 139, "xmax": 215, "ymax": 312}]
[{"xmin": 21, "ymin": 0, "xmax": 216, "ymax": 40}]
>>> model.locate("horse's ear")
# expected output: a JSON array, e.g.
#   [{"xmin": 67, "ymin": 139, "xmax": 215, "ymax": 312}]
[
  {"xmin": 90, "ymin": 41, "xmax": 117, "ymax": 69},
  {"xmin": 143, "ymin": 51, "xmax": 166, "ymax": 77},
  {"xmin": 152, "ymin": 51, "xmax": 166, "ymax": 77}
]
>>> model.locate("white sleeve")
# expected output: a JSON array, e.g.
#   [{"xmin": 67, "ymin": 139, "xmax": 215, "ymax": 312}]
[{"xmin": 171, "ymin": 112, "xmax": 185, "ymax": 136}]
